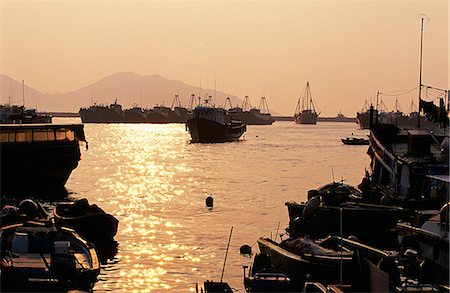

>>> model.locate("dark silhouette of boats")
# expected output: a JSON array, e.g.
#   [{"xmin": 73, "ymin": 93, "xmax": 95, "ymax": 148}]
[
  {"xmin": 0, "ymin": 104, "xmax": 52, "ymax": 124},
  {"xmin": 1, "ymin": 199, "xmax": 50, "ymax": 227},
  {"xmin": 79, "ymin": 95, "xmax": 190, "ymax": 123},
  {"xmin": 54, "ymin": 199, "xmax": 119, "ymax": 244},
  {"xmin": 0, "ymin": 123, "xmax": 87, "ymax": 195},
  {"xmin": 294, "ymin": 82, "xmax": 319, "ymax": 124},
  {"xmin": 0, "ymin": 221, "xmax": 100, "ymax": 291},
  {"xmin": 256, "ymin": 236, "xmax": 400, "ymax": 291},
  {"xmin": 186, "ymin": 99, "xmax": 246, "ymax": 143},
  {"xmin": 243, "ymin": 253, "xmax": 296, "ymax": 292},
  {"xmin": 357, "ymin": 98, "xmax": 435, "ymax": 129},
  {"xmin": 341, "ymin": 137, "xmax": 369, "ymax": 145},
  {"xmin": 396, "ymin": 202, "xmax": 449, "ymax": 287},
  {"xmin": 286, "ymin": 199, "xmax": 402, "ymax": 248},
  {"xmin": 228, "ymin": 96, "xmax": 274, "ymax": 125},
  {"xmin": 365, "ymin": 102, "xmax": 448, "ymax": 209}
]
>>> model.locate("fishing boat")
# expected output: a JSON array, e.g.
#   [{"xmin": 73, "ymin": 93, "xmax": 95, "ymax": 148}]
[
  {"xmin": 366, "ymin": 106, "xmax": 448, "ymax": 209},
  {"xmin": 294, "ymin": 82, "xmax": 319, "ymax": 124},
  {"xmin": 341, "ymin": 137, "xmax": 369, "ymax": 145},
  {"xmin": 79, "ymin": 95, "xmax": 191, "ymax": 124},
  {"xmin": 0, "ymin": 123, "xmax": 87, "ymax": 195},
  {"xmin": 0, "ymin": 104, "xmax": 52, "ymax": 124},
  {"xmin": 257, "ymin": 236, "xmax": 400, "ymax": 291},
  {"xmin": 286, "ymin": 199, "xmax": 403, "ymax": 248},
  {"xmin": 365, "ymin": 17, "xmax": 449, "ymax": 209},
  {"xmin": 228, "ymin": 96, "xmax": 274, "ymax": 125},
  {"xmin": 0, "ymin": 221, "xmax": 100, "ymax": 291},
  {"xmin": 54, "ymin": 198, "xmax": 119, "ymax": 244},
  {"xmin": 186, "ymin": 98, "xmax": 246, "ymax": 143}
]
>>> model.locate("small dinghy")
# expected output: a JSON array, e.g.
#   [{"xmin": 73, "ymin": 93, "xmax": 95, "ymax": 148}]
[
  {"xmin": 54, "ymin": 199, "xmax": 119, "ymax": 245},
  {"xmin": 341, "ymin": 137, "xmax": 369, "ymax": 145},
  {"xmin": 0, "ymin": 221, "xmax": 100, "ymax": 291}
]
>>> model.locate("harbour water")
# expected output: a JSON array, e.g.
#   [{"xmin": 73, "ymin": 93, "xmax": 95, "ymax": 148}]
[{"xmin": 59, "ymin": 118, "xmax": 370, "ymax": 292}]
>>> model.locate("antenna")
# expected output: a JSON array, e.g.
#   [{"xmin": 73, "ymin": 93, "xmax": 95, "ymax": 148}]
[
  {"xmin": 331, "ymin": 168, "xmax": 335, "ymax": 183},
  {"xmin": 220, "ymin": 226, "xmax": 233, "ymax": 283}
]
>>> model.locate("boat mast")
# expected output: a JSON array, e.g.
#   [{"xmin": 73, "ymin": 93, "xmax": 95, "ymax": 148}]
[{"xmin": 417, "ymin": 15, "xmax": 427, "ymax": 128}]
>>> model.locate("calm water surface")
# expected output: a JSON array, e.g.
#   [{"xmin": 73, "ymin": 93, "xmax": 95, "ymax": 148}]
[{"xmin": 58, "ymin": 118, "xmax": 369, "ymax": 292}]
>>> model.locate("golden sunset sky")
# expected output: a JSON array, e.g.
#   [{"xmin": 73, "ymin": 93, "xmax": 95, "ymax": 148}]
[{"xmin": 1, "ymin": 0, "xmax": 448, "ymax": 116}]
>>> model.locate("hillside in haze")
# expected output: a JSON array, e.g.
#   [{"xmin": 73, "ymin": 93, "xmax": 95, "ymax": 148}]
[{"xmin": 0, "ymin": 72, "xmax": 259, "ymax": 113}]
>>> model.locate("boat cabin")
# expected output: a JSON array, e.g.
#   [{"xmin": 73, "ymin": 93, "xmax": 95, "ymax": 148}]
[{"xmin": 0, "ymin": 124, "xmax": 86, "ymax": 145}]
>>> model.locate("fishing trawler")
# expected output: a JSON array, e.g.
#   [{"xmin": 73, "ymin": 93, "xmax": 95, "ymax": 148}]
[
  {"xmin": 186, "ymin": 97, "xmax": 246, "ymax": 143},
  {"xmin": 294, "ymin": 82, "xmax": 319, "ymax": 124},
  {"xmin": 0, "ymin": 105, "xmax": 52, "ymax": 124},
  {"xmin": 228, "ymin": 96, "xmax": 274, "ymax": 125},
  {"xmin": 79, "ymin": 95, "xmax": 190, "ymax": 123}
]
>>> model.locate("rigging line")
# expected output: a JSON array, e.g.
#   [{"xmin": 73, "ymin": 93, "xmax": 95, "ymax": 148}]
[
  {"xmin": 379, "ymin": 86, "xmax": 418, "ymax": 94},
  {"xmin": 379, "ymin": 87, "xmax": 418, "ymax": 96},
  {"xmin": 423, "ymin": 84, "xmax": 448, "ymax": 92}
]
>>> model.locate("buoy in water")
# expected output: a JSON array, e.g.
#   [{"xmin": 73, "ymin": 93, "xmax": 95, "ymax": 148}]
[
  {"xmin": 205, "ymin": 196, "xmax": 214, "ymax": 208},
  {"xmin": 240, "ymin": 244, "xmax": 252, "ymax": 255}
]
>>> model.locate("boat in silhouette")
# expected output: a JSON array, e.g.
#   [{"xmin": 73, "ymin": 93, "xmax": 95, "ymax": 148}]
[
  {"xmin": 186, "ymin": 98, "xmax": 246, "ymax": 143},
  {"xmin": 294, "ymin": 82, "xmax": 319, "ymax": 124},
  {"xmin": 79, "ymin": 95, "xmax": 190, "ymax": 123},
  {"xmin": 228, "ymin": 96, "xmax": 274, "ymax": 125},
  {"xmin": 0, "ymin": 104, "xmax": 52, "ymax": 124},
  {"xmin": 0, "ymin": 123, "xmax": 87, "ymax": 196},
  {"xmin": 0, "ymin": 221, "xmax": 100, "ymax": 291},
  {"xmin": 341, "ymin": 137, "xmax": 369, "ymax": 145},
  {"xmin": 54, "ymin": 198, "xmax": 119, "ymax": 244},
  {"xmin": 257, "ymin": 236, "xmax": 400, "ymax": 291}
]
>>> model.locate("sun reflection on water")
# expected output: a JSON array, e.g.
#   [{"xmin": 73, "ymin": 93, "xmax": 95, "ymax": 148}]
[{"xmin": 64, "ymin": 121, "xmax": 371, "ymax": 291}]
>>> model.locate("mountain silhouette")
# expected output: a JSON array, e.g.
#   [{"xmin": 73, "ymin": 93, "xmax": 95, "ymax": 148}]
[{"xmin": 0, "ymin": 72, "xmax": 252, "ymax": 112}]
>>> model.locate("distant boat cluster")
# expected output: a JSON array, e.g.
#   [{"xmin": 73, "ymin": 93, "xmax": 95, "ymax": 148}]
[{"xmin": 79, "ymin": 94, "xmax": 274, "ymax": 126}]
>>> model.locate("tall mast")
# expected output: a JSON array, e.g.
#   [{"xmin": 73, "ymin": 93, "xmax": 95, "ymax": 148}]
[{"xmin": 417, "ymin": 16, "xmax": 426, "ymax": 127}]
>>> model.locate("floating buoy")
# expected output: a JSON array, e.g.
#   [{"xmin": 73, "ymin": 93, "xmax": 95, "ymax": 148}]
[
  {"xmin": 239, "ymin": 244, "xmax": 252, "ymax": 255},
  {"xmin": 205, "ymin": 196, "xmax": 214, "ymax": 208}
]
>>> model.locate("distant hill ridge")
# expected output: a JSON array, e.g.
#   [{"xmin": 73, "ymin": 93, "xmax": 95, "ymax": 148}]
[{"xmin": 0, "ymin": 72, "xmax": 250, "ymax": 113}]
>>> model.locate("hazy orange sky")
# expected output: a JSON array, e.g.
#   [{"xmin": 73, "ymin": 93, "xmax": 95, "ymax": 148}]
[{"xmin": 1, "ymin": 0, "xmax": 448, "ymax": 116}]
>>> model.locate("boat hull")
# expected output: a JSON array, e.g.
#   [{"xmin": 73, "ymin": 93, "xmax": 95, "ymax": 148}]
[
  {"xmin": 186, "ymin": 118, "xmax": 246, "ymax": 143},
  {"xmin": 294, "ymin": 111, "xmax": 318, "ymax": 124},
  {"xmin": 341, "ymin": 138, "xmax": 369, "ymax": 145},
  {"xmin": 1, "ymin": 141, "xmax": 81, "ymax": 195},
  {"xmin": 54, "ymin": 204, "xmax": 119, "ymax": 243},
  {"xmin": 257, "ymin": 238, "xmax": 353, "ymax": 286}
]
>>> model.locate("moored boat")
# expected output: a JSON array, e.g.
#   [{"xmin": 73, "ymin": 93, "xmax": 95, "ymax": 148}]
[
  {"xmin": 54, "ymin": 199, "xmax": 119, "ymax": 244},
  {"xmin": 0, "ymin": 123, "xmax": 87, "ymax": 196},
  {"xmin": 257, "ymin": 236, "xmax": 400, "ymax": 291},
  {"xmin": 341, "ymin": 137, "xmax": 369, "ymax": 145},
  {"xmin": 0, "ymin": 221, "xmax": 100, "ymax": 291},
  {"xmin": 294, "ymin": 82, "xmax": 319, "ymax": 124},
  {"xmin": 186, "ymin": 100, "xmax": 246, "ymax": 143}
]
